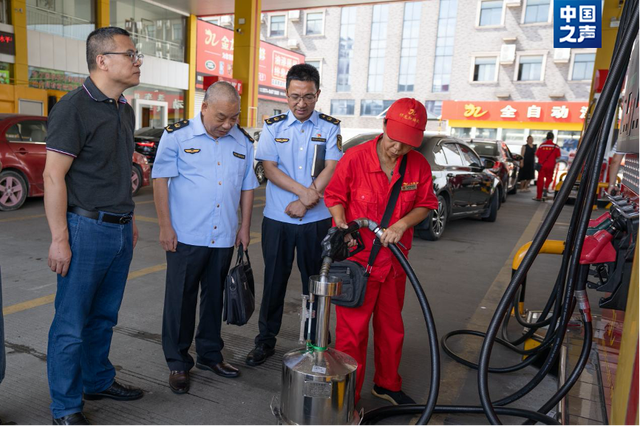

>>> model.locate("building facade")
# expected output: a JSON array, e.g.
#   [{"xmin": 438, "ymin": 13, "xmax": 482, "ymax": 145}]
[
  {"xmin": 256, "ymin": 0, "xmax": 594, "ymax": 148},
  {"xmin": 0, "ymin": 0, "xmax": 189, "ymax": 130}
]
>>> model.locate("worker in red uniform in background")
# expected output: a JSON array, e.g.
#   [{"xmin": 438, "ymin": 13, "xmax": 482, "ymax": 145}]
[
  {"xmin": 324, "ymin": 98, "xmax": 438, "ymax": 405},
  {"xmin": 534, "ymin": 132, "xmax": 561, "ymax": 201}
]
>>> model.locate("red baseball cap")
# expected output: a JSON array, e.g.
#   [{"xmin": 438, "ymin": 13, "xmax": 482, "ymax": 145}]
[{"xmin": 385, "ymin": 98, "xmax": 427, "ymax": 147}]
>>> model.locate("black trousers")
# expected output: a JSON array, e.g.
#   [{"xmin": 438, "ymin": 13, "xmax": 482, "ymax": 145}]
[
  {"xmin": 256, "ymin": 217, "xmax": 332, "ymax": 349},
  {"xmin": 162, "ymin": 242, "xmax": 234, "ymax": 371}
]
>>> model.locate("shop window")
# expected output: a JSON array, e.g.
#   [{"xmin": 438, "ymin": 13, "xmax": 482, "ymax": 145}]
[
  {"xmin": 571, "ymin": 52, "xmax": 596, "ymax": 81},
  {"xmin": 478, "ymin": 0, "xmax": 503, "ymax": 27},
  {"xmin": 529, "ymin": 129, "xmax": 549, "ymax": 145},
  {"xmin": 269, "ymin": 14, "xmax": 286, "ymax": 37},
  {"xmin": 516, "ymin": 54, "xmax": 544, "ymax": 81},
  {"xmin": 523, "ymin": 0, "xmax": 550, "ymax": 23},
  {"xmin": 476, "ymin": 127, "xmax": 497, "ymax": 139},
  {"xmin": 473, "ymin": 57, "xmax": 497, "ymax": 82},
  {"xmin": 330, "ymin": 99, "xmax": 355, "ymax": 116},
  {"xmin": 111, "ymin": 0, "xmax": 186, "ymax": 63},
  {"xmin": 503, "ymin": 128, "xmax": 525, "ymax": 145},
  {"xmin": 0, "ymin": 0, "xmax": 9, "ymax": 24},
  {"xmin": 451, "ymin": 127, "xmax": 471, "ymax": 138},
  {"xmin": 27, "ymin": 0, "xmax": 95, "ymax": 40},
  {"xmin": 305, "ymin": 11, "xmax": 324, "ymax": 35},
  {"xmin": 360, "ymin": 100, "xmax": 393, "ymax": 117}
]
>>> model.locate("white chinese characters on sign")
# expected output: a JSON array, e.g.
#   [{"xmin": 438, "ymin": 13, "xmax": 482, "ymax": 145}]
[
  {"xmin": 557, "ymin": 3, "xmax": 599, "ymax": 46},
  {"xmin": 550, "ymin": 105, "xmax": 570, "ymax": 119},
  {"xmin": 527, "ymin": 105, "xmax": 541, "ymax": 118},
  {"xmin": 500, "ymin": 105, "xmax": 517, "ymax": 118},
  {"xmin": 580, "ymin": 106, "xmax": 588, "ymax": 119}
]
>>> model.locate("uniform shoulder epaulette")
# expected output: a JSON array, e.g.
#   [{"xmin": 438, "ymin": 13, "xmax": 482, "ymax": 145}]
[
  {"xmin": 319, "ymin": 113, "xmax": 341, "ymax": 125},
  {"xmin": 237, "ymin": 125, "xmax": 254, "ymax": 143},
  {"xmin": 165, "ymin": 119, "xmax": 189, "ymax": 133},
  {"xmin": 265, "ymin": 114, "xmax": 287, "ymax": 125}
]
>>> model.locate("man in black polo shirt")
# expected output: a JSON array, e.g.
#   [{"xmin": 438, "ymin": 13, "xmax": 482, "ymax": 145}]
[{"xmin": 43, "ymin": 27, "xmax": 144, "ymax": 425}]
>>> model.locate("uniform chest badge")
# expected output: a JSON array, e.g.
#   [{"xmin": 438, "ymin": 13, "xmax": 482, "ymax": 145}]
[
  {"xmin": 233, "ymin": 152, "xmax": 246, "ymax": 159},
  {"xmin": 311, "ymin": 137, "xmax": 326, "ymax": 142},
  {"xmin": 401, "ymin": 182, "xmax": 418, "ymax": 191},
  {"xmin": 184, "ymin": 148, "xmax": 201, "ymax": 154},
  {"xmin": 275, "ymin": 138, "xmax": 289, "ymax": 143}
]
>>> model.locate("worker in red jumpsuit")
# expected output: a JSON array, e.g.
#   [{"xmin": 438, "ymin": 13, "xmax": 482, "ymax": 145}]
[
  {"xmin": 534, "ymin": 132, "xmax": 561, "ymax": 201},
  {"xmin": 324, "ymin": 98, "xmax": 438, "ymax": 405}
]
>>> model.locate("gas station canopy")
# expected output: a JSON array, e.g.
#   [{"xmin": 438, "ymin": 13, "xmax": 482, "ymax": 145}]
[{"xmin": 149, "ymin": 0, "xmax": 395, "ymax": 15}]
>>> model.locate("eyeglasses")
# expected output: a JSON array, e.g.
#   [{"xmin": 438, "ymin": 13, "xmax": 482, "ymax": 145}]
[
  {"xmin": 102, "ymin": 51, "xmax": 144, "ymax": 64},
  {"xmin": 287, "ymin": 92, "xmax": 318, "ymax": 102}
]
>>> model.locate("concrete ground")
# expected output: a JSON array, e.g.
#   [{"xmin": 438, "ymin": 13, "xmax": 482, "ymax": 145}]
[{"xmin": 0, "ymin": 183, "xmax": 585, "ymax": 424}]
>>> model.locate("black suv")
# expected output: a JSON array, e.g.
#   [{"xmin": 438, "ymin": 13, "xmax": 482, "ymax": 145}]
[{"xmin": 343, "ymin": 133, "xmax": 502, "ymax": 241}]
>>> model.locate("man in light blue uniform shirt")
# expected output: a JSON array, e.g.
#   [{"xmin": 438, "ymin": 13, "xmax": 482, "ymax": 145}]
[
  {"xmin": 152, "ymin": 81, "xmax": 258, "ymax": 394},
  {"xmin": 246, "ymin": 64, "xmax": 342, "ymax": 366}
]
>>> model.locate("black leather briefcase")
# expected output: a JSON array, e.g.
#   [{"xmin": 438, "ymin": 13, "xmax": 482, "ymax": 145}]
[{"xmin": 223, "ymin": 245, "xmax": 255, "ymax": 326}]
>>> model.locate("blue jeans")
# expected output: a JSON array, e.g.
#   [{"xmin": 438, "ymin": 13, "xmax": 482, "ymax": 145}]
[
  {"xmin": 47, "ymin": 212, "xmax": 133, "ymax": 418},
  {"xmin": 0, "ymin": 266, "xmax": 5, "ymax": 384}
]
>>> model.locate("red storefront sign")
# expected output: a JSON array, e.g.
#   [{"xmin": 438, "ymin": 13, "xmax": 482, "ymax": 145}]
[
  {"xmin": 442, "ymin": 101, "xmax": 589, "ymax": 123},
  {"xmin": 196, "ymin": 20, "xmax": 305, "ymax": 102},
  {"xmin": 203, "ymin": 75, "xmax": 243, "ymax": 94}
]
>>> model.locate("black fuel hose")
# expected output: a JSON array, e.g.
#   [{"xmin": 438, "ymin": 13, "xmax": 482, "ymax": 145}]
[
  {"xmin": 476, "ymin": 2, "xmax": 638, "ymax": 423},
  {"xmin": 362, "ymin": 241, "xmax": 558, "ymax": 425}
]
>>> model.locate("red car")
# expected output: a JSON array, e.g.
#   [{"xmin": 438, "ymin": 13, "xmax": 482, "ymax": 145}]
[{"xmin": 0, "ymin": 114, "xmax": 150, "ymax": 211}]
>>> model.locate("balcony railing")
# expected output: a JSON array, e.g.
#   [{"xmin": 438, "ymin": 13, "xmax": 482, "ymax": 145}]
[{"xmin": 27, "ymin": 5, "xmax": 94, "ymax": 41}]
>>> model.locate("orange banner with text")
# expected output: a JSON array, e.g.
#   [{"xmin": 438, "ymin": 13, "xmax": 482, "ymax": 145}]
[{"xmin": 442, "ymin": 101, "xmax": 588, "ymax": 124}]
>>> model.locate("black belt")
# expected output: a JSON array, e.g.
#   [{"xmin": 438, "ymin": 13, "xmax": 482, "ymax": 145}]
[{"xmin": 68, "ymin": 206, "xmax": 133, "ymax": 224}]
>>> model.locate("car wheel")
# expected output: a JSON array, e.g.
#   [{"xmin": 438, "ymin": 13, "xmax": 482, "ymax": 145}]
[
  {"xmin": 482, "ymin": 192, "xmax": 499, "ymax": 222},
  {"xmin": 500, "ymin": 183, "xmax": 507, "ymax": 203},
  {"xmin": 255, "ymin": 162, "xmax": 266, "ymax": 184},
  {"xmin": 131, "ymin": 165, "xmax": 142, "ymax": 196},
  {"xmin": 0, "ymin": 170, "xmax": 28, "ymax": 211},
  {"xmin": 417, "ymin": 195, "xmax": 447, "ymax": 241},
  {"xmin": 508, "ymin": 180, "xmax": 518, "ymax": 195}
]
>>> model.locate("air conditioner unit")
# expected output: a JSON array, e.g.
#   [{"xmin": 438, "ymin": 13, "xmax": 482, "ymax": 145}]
[
  {"xmin": 221, "ymin": 15, "xmax": 233, "ymax": 27},
  {"xmin": 495, "ymin": 91, "xmax": 510, "ymax": 98},
  {"xmin": 553, "ymin": 48, "xmax": 571, "ymax": 63},
  {"xmin": 504, "ymin": 0, "xmax": 521, "ymax": 7},
  {"xmin": 289, "ymin": 10, "xmax": 300, "ymax": 21},
  {"xmin": 549, "ymin": 91, "xmax": 565, "ymax": 98},
  {"xmin": 499, "ymin": 44, "xmax": 516, "ymax": 64},
  {"xmin": 287, "ymin": 38, "xmax": 299, "ymax": 49}
]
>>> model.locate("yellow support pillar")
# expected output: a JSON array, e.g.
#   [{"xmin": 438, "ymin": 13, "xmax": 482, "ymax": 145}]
[
  {"xmin": 96, "ymin": 0, "xmax": 110, "ymax": 28},
  {"xmin": 11, "ymin": 0, "xmax": 27, "ymax": 87},
  {"xmin": 611, "ymin": 235, "xmax": 639, "ymax": 424},
  {"xmin": 184, "ymin": 15, "xmax": 197, "ymax": 120},
  {"xmin": 233, "ymin": 0, "xmax": 261, "ymax": 128}
]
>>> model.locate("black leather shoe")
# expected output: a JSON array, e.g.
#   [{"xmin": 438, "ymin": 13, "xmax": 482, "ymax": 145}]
[
  {"xmin": 196, "ymin": 360, "xmax": 240, "ymax": 378},
  {"xmin": 52, "ymin": 413, "xmax": 90, "ymax": 425},
  {"xmin": 246, "ymin": 343, "xmax": 275, "ymax": 366},
  {"xmin": 169, "ymin": 370, "xmax": 190, "ymax": 394},
  {"xmin": 84, "ymin": 381, "xmax": 143, "ymax": 401}
]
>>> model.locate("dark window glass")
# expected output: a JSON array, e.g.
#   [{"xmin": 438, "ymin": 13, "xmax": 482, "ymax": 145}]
[
  {"xmin": 442, "ymin": 143, "xmax": 463, "ymax": 166},
  {"xmin": 5, "ymin": 124, "xmax": 21, "ymax": 142},
  {"xmin": 458, "ymin": 144, "xmax": 482, "ymax": 166}
]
